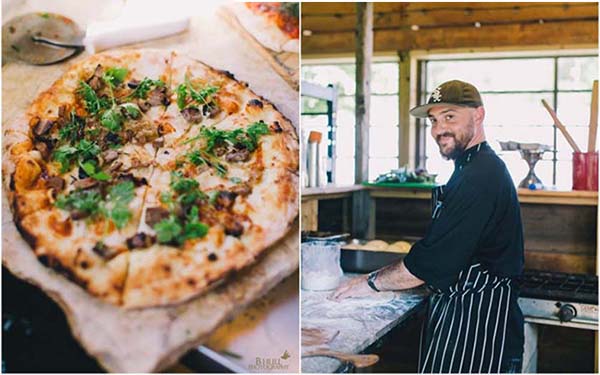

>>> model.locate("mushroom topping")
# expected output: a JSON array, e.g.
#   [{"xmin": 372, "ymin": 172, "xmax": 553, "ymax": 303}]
[
  {"xmin": 73, "ymin": 177, "xmax": 98, "ymax": 190},
  {"xmin": 87, "ymin": 64, "xmax": 104, "ymax": 91},
  {"xmin": 117, "ymin": 173, "xmax": 147, "ymax": 187},
  {"xmin": 102, "ymin": 149, "xmax": 119, "ymax": 164},
  {"xmin": 33, "ymin": 119, "xmax": 54, "ymax": 137},
  {"xmin": 92, "ymin": 242, "xmax": 118, "ymax": 260},
  {"xmin": 215, "ymin": 191, "xmax": 237, "ymax": 210},
  {"xmin": 126, "ymin": 232, "xmax": 156, "ymax": 249},
  {"xmin": 145, "ymin": 207, "xmax": 170, "ymax": 227},
  {"xmin": 34, "ymin": 141, "xmax": 50, "ymax": 160},
  {"xmin": 225, "ymin": 148, "xmax": 250, "ymax": 162},
  {"xmin": 147, "ymin": 87, "xmax": 169, "ymax": 106},
  {"xmin": 127, "ymin": 79, "xmax": 141, "ymax": 89},
  {"xmin": 46, "ymin": 176, "xmax": 65, "ymax": 192},
  {"xmin": 180, "ymin": 107, "xmax": 202, "ymax": 123}
]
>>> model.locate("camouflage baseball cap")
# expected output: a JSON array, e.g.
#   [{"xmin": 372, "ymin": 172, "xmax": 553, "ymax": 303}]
[{"xmin": 409, "ymin": 80, "xmax": 483, "ymax": 118}]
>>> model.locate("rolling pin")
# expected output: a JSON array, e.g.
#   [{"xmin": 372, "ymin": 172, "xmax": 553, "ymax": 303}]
[
  {"xmin": 541, "ymin": 99, "xmax": 581, "ymax": 153},
  {"xmin": 302, "ymin": 350, "xmax": 379, "ymax": 368},
  {"xmin": 588, "ymin": 80, "xmax": 598, "ymax": 152}
]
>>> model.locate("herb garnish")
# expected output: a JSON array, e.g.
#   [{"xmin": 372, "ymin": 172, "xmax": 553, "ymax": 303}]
[
  {"xmin": 54, "ymin": 181, "xmax": 135, "ymax": 229},
  {"xmin": 77, "ymin": 81, "xmax": 111, "ymax": 115},
  {"xmin": 102, "ymin": 67, "xmax": 128, "ymax": 88},
  {"xmin": 53, "ymin": 139, "xmax": 101, "ymax": 173},
  {"xmin": 176, "ymin": 75, "xmax": 218, "ymax": 110},
  {"xmin": 129, "ymin": 77, "xmax": 165, "ymax": 99},
  {"xmin": 153, "ymin": 172, "xmax": 209, "ymax": 245},
  {"xmin": 58, "ymin": 111, "xmax": 85, "ymax": 143}
]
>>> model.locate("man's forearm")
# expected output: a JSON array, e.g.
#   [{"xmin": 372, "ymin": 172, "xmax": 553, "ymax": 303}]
[{"xmin": 374, "ymin": 260, "xmax": 424, "ymax": 291}]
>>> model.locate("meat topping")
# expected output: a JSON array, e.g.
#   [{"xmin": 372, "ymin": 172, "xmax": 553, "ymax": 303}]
[
  {"xmin": 147, "ymin": 86, "xmax": 169, "ymax": 106},
  {"xmin": 126, "ymin": 232, "xmax": 156, "ymax": 249},
  {"xmin": 145, "ymin": 207, "xmax": 170, "ymax": 227},
  {"xmin": 180, "ymin": 107, "xmax": 202, "ymax": 123},
  {"xmin": 33, "ymin": 119, "xmax": 54, "ymax": 136}
]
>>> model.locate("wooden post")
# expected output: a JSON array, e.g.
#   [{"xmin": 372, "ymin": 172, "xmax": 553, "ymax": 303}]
[
  {"xmin": 398, "ymin": 50, "xmax": 411, "ymax": 167},
  {"xmin": 353, "ymin": 2, "xmax": 374, "ymax": 239},
  {"xmin": 354, "ymin": 2, "xmax": 373, "ymax": 184}
]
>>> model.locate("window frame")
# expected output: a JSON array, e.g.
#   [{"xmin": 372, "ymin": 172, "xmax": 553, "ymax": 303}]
[
  {"xmin": 415, "ymin": 52, "xmax": 598, "ymax": 186},
  {"xmin": 301, "ymin": 57, "xmax": 402, "ymax": 184}
]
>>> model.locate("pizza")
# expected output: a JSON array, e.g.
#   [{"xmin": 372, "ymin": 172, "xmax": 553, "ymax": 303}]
[
  {"xmin": 3, "ymin": 49, "xmax": 299, "ymax": 308},
  {"xmin": 229, "ymin": 2, "xmax": 299, "ymax": 53}
]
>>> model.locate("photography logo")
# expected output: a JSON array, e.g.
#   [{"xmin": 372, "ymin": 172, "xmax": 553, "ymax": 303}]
[{"xmin": 248, "ymin": 350, "xmax": 291, "ymax": 372}]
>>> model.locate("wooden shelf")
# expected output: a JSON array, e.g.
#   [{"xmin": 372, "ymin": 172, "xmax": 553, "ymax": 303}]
[
  {"xmin": 301, "ymin": 185, "xmax": 599, "ymax": 206},
  {"xmin": 517, "ymin": 189, "xmax": 598, "ymax": 206},
  {"xmin": 301, "ymin": 185, "xmax": 363, "ymax": 201}
]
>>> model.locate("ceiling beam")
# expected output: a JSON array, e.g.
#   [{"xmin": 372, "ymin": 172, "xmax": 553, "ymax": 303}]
[{"xmin": 302, "ymin": 19, "xmax": 598, "ymax": 55}]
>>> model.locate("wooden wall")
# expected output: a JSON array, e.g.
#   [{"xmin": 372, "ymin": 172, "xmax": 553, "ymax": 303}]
[
  {"xmin": 317, "ymin": 196, "xmax": 598, "ymax": 274},
  {"xmin": 302, "ymin": 2, "xmax": 598, "ymax": 54}
]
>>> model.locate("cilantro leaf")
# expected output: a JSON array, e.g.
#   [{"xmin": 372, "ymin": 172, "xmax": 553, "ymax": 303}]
[
  {"xmin": 105, "ymin": 181, "xmax": 135, "ymax": 228},
  {"xmin": 154, "ymin": 216, "xmax": 183, "ymax": 244},
  {"xmin": 102, "ymin": 67, "xmax": 128, "ymax": 88},
  {"xmin": 119, "ymin": 103, "xmax": 141, "ymax": 119},
  {"xmin": 245, "ymin": 121, "xmax": 270, "ymax": 150},
  {"xmin": 79, "ymin": 160, "xmax": 111, "ymax": 181},
  {"xmin": 129, "ymin": 78, "xmax": 165, "ymax": 99},
  {"xmin": 55, "ymin": 189, "xmax": 102, "ymax": 217},
  {"xmin": 100, "ymin": 108, "xmax": 124, "ymax": 132},
  {"xmin": 183, "ymin": 221, "xmax": 209, "ymax": 241},
  {"xmin": 77, "ymin": 81, "xmax": 110, "ymax": 115},
  {"xmin": 170, "ymin": 172, "xmax": 199, "ymax": 193},
  {"xmin": 108, "ymin": 181, "xmax": 135, "ymax": 204},
  {"xmin": 109, "ymin": 204, "xmax": 131, "ymax": 229},
  {"xmin": 58, "ymin": 111, "xmax": 85, "ymax": 144},
  {"xmin": 53, "ymin": 145, "xmax": 78, "ymax": 173},
  {"xmin": 76, "ymin": 139, "xmax": 101, "ymax": 160},
  {"xmin": 176, "ymin": 83, "xmax": 188, "ymax": 110}
]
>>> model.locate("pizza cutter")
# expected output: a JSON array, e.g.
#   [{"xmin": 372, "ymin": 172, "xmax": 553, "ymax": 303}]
[
  {"xmin": 3, "ymin": 1, "xmax": 191, "ymax": 66},
  {"xmin": 2, "ymin": 12, "xmax": 85, "ymax": 65}
]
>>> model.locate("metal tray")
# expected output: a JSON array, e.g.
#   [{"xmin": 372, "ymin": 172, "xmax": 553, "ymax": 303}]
[
  {"xmin": 341, "ymin": 249, "xmax": 406, "ymax": 273},
  {"xmin": 340, "ymin": 238, "xmax": 419, "ymax": 273}
]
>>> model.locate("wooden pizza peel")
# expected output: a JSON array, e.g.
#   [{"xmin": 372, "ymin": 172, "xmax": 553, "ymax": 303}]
[{"xmin": 2, "ymin": 3, "xmax": 299, "ymax": 373}]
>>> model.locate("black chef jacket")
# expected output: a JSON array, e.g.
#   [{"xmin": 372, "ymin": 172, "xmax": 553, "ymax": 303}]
[{"xmin": 404, "ymin": 141, "xmax": 525, "ymax": 373}]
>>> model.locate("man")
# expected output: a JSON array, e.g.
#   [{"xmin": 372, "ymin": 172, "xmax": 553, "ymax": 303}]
[{"xmin": 332, "ymin": 80, "xmax": 525, "ymax": 373}]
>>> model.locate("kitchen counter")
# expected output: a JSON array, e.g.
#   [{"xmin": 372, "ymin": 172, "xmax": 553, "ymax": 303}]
[{"xmin": 301, "ymin": 276, "xmax": 429, "ymax": 373}]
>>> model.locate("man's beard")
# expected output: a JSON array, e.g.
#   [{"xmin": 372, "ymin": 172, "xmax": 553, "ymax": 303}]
[{"xmin": 435, "ymin": 120, "xmax": 474, "ymax": 160}]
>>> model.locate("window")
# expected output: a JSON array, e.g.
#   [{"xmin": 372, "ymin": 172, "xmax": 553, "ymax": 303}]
[
  {"xmin": 417, "ymin": 54, "xmax": 598, "ymax": 189},
  {"xmin": 302, "ymin": 61, "xmax": 400, "ymax": 185}
]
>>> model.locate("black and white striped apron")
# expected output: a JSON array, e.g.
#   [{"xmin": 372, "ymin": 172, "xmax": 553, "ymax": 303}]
[{"xmin": 417, "ymin": 263, "xmax": 519, "ymax": 373}]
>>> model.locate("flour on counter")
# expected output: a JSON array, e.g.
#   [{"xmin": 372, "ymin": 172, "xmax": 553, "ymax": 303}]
[{"xmin": 302, "ymin": 271, "xmax": 341, "ymax": 291}]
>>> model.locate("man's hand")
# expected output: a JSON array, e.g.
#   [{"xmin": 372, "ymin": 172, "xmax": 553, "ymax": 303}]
[{"xmin": 329, "ymin": 275, "xmax": 378, "ymax": 301}]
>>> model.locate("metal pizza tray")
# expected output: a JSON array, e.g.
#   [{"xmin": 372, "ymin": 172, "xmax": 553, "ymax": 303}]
[{"xmin": 340, "ymin": 238, "xmax": 419, "ymax": 273}]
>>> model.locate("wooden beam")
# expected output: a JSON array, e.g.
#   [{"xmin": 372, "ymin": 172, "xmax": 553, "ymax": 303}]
[
  {"xmin": 355, "ymin": 2, "xmax": 373, "ymax": 184},
  {"xmin": 398, "ymin": 51, "xmax": 411, "ymax": 167},
  {"xmin": 302, "ymin": 2, "xmax": 598, "ymax": 33},
  {"xmin": 302, "ymin": 19, "xmax": 598, "ymax": 54},
  {"xmin": 352, "ymin": 2, "xmax": 373, "ymax": 239}
]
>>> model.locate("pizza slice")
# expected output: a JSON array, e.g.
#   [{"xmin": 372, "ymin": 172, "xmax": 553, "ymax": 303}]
[{"xmin": 229, "ymin": 2, "xmax": 299, "ymax": 53}]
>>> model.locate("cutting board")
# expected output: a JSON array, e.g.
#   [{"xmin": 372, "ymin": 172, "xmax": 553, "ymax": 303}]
[{"xmin": 1, "ymin": 4, "xmax": 298, "ymax": 373}]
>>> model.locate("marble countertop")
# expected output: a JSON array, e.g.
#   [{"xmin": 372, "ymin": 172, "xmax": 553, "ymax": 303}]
[{"xmin": 301, "ymin": 277, "xmax": 429, "ymax": 373}]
